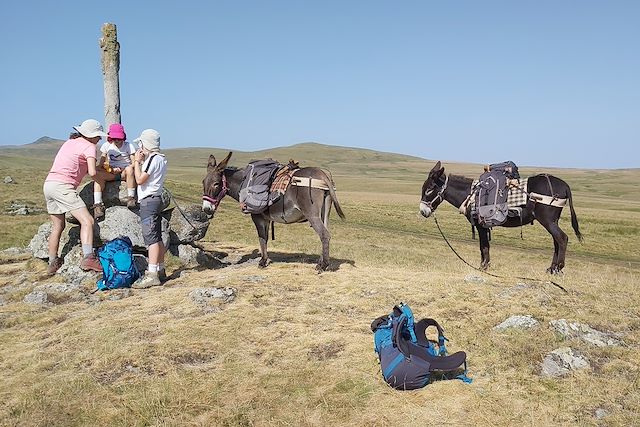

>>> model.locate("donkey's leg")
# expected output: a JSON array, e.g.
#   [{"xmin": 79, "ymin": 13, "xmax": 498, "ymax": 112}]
[
  {"xmin": 251, "ymin": 215, "xmax": 271, "ymax": 268},
  {"xmin": 478, "ymin": 227, "xmax": 491, "ymax": 270},
  {"xmin": 540, "ymin": 220, "xmax": 568, "ymax": 274},
  {"xmin": 308, "ymin": 216, "xmax": 330, "ymax": 271}
]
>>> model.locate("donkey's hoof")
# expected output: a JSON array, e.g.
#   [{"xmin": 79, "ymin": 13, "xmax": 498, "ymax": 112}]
[
  {"xmin": 315, "ymin": 262, "xmax": 329, "ymax": 272},
  {"xmin": 258, "ymin": 258, "xmax": 271, "ymax": 268},
  {"xmin": 547, "ymin": 267, "xmax": 563, "ymax": 275},
  {"xmin": 480, "ymin": 263, "xmax": 490, "ymax": 271}
]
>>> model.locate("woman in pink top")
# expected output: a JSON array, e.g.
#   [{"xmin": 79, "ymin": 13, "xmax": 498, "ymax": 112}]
[{"xmin": 43, "ymin": 119, "xmax": 106, "ymax": 275}]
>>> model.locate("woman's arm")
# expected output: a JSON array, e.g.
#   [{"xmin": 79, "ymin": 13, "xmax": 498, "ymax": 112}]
[{"xmin": 87, "ymin": 157, "xmax": 97, "ymax": 177}]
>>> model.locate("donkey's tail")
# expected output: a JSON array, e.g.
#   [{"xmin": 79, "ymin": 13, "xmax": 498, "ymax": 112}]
[
  {"xmin": 320, "ymin": 170, "xmax": 346, "ymax": 220},
  {"xmin": 567, "ymin": 187, "xmax": 583, "ymax": 243}
]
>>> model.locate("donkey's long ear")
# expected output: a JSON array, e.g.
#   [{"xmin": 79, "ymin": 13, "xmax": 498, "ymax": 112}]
[
  {"xmin": 430, "ymin": 161, "xmax": 442, "ymax": 175},
  {"xmin": 207, "ymin": 154, "xmax": 217, "ymax": 172},
  {"xmin": 217, "ymin": 152, "xmax": 233, "ymax": 170}
]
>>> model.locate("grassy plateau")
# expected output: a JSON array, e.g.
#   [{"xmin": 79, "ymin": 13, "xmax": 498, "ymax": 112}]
[{"xmin": 0, "ymin": 141, "xmax": 639, "ymax": 426}]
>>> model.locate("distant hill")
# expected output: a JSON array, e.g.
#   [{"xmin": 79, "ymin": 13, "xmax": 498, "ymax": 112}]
[
  {"xmin": 19, "ymin": 136, "xmax": 65, "ymax": 151},
  {"xmin": 0, "ymin": 136, "xmax": 65, "ymax": 158}
]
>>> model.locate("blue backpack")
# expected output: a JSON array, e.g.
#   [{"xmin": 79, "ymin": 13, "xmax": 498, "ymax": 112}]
[
  {"xmin": 96, "ymin": 237, "xmax": 141, "ymax": 290},
  {"xmin": 371, "ymin": 303, "xmax": 472, "ymax": 390}
]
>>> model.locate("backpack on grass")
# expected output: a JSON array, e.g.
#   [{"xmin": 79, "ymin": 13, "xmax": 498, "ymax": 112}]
[
  {"xmin": 96, "ymin": 237, "xmax": 140, "ymax": 291},
  {"xmin": 371, "ymin": 303, "xmax": 471, "ymax": 390}
]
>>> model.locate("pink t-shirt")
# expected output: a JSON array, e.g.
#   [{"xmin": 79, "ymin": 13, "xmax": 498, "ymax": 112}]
[{"xmin": 45, "ymin": 138, "xmax": 98, "ymax": 188}]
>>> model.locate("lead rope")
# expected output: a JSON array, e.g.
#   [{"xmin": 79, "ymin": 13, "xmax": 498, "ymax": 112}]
[
  {"xmin": 165, "ymin": 188, "xmax": 198, "ymax": 231},
  {"xmin": 432, "ymin": 213, "xmax": 568, "ymax": 293}
]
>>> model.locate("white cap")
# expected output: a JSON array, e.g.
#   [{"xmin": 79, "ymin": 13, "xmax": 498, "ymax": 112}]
[
  {"xmin": 73, "ymin": 119, "xmax": 107, "ymax": 138},
  {"xmin": 134, "ymin": 129, "xmax": 161, "ymax": 152}
]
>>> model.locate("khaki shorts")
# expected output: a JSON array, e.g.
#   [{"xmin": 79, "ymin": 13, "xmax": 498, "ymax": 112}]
[{"xmin": 43, "ymin": 181, "xmax": 87, "ymax": 215}]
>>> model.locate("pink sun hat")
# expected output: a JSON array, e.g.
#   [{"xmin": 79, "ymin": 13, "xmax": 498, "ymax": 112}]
[{"xmin": 107, "ymin": 123, "xmax": 127, "ymax": 140}]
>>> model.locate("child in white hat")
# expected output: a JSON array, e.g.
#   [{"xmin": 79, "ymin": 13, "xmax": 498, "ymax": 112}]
[{"xmin": 131, "ymin": 129, "xmax": 168, "ymax": 288}]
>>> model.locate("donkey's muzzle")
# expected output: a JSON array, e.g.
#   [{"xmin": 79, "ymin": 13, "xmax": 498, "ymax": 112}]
[{"xmin": 419, "ymin": 201, "xmax": 432, "ymax": 218}]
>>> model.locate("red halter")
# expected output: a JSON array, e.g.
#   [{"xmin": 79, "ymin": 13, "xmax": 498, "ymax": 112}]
[{"xmin": 202, "ymin": 174, "xmax": 228, "ymax": 209}]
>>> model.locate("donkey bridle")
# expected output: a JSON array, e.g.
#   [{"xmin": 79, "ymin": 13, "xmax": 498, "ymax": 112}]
[
  {"xmin": 421, "ymin": 174, "xmax": 449, "ymax": 210},
  {"xmin": 202, "ymin": 174, "xmax": 228, "ymax": 209}
]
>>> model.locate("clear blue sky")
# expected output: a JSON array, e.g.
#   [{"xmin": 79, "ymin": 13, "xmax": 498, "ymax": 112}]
[{"xmin": 1, "ymin": 1, "xmax": 638, "ymax": 168}]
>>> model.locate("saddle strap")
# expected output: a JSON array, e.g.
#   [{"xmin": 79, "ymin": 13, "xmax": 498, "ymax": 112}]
[
  {"xmin": 529, "ymin": 192, "xmax": 567, "ymax": 207},
  {"xmin": 290, "ymin": 176, "xmax": 333, "ymax": 190}
]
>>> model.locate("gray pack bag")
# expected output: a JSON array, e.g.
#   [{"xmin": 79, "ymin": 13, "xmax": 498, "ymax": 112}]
[
  {"xmin": 475, "ymin": 169, "xmax": 509, "ymax": 227},
  {"xmin": 239, "ymin": 159, "xmax": 281, "ymax": 214}
]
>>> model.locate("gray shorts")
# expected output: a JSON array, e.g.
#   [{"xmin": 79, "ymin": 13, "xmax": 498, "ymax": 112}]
[
  {"xmin": 139, "ymin": 195, "xmax": 164, "ymax": 246},
  {"xmin": 43, "ymin": 181, "xmax": 87, "ymax": 214}
]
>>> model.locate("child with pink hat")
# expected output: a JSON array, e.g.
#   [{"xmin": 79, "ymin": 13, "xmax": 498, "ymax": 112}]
[{"xmin": 92, "ymin": 123, "xmax": 138, "ymax": 219}]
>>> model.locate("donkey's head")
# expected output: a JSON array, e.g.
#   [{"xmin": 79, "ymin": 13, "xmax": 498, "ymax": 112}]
[
  {"xmin": 419, "ymin": 161, "xmax": 447, "ymax": 218},
  {"xmin": 202, "ymin": 152, "xmax": 232, "ymax": 216}
]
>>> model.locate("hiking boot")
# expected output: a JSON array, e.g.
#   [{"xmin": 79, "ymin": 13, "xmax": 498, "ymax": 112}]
[
  {"xmin": 126, "ymin": 196, "xmax": 137, "ymax": 209},
  {"xmin": 93, "ymin": 203, "xmax": 105, "ymax": 221},
  {"xmin": 158, "ymin": 269, "xmax": 167, "ymax": 282},
  {"xmin": 46, "ymin": 257, "xmax": 64, "ymax": 276},
  {"xmin": 132, "ymin": 272, "xmax": 162, "ymax": 289},
  {"xmin": 80, "ymin": 254, "xmax": 102, "ymax": 272}
]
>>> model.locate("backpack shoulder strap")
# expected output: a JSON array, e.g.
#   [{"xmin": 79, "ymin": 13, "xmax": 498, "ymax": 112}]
[
  {"xmin": 415, "ymin": 318, "xmax": 449, "ymax": 356},
  {"xmin": 144, "ymin": 154, "xmax": 158, "ymax": 173}
]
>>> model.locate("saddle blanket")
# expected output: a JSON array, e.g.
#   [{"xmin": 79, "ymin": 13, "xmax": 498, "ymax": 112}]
[{"xmin": 270, "ymin": 168, "xmax": 298, "ymax": 195}]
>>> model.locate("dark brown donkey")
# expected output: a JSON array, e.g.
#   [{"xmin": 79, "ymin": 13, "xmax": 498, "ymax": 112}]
[
  {"xmin": 419, "ymin": 161, "xmax": 583, "ymax": 274},
  {"xmin": 202, "ymin": 152, "xmax": 346, "ymax": 270}
]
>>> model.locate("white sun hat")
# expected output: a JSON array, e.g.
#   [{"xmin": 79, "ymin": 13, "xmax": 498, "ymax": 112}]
[
  {"xmin": 73, "ymin": 119, "xmax": 107, "ymax": 138},
  {"xmin": 134, "ymin": 129, "xmax": 161, "ymax": 152}
]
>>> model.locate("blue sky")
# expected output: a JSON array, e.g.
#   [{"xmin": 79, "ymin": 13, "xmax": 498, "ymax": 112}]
[{"xmin": 0, "ymin": 1, "xmax": 638, "ymax": 168}]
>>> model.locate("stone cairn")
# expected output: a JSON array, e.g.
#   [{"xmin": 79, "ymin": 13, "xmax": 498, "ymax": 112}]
[{"xmin": 27, "ymin": 181, "xmax": 210, "ymax": 270}]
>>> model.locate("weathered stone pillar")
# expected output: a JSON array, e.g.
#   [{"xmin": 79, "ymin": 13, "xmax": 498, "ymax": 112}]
[{"xmin": 99, "ymin": 23, "xmax": 121, "ymax": 126}]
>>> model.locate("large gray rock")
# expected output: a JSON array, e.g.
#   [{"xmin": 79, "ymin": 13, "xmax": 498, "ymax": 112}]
[
  {"xmin": 27, "ymin": 222, "xmax": 81, "ymax": 259},
  {"xmin": 177, "ymin": 244, "xmax": 210, "ymax": 267},
  {"xmin": 166, "ymin": 205, "xmax": 210, "ymax": 244},
  {"xmin": 540, "ymin": 347, "xmax": 590, "ymax": 377},
  {"xmin": 96, "ymin": 206, "xmax": 170, "ymax": 250},
  {"xmin": 494, "ymin": 315, "xmax": 540, "ymax": 331},
  {"xmin": 550, "ymin": 319, "xmax": 624, "ymax": 347},
  {"xmin": 27, "ymin": 223, "xmax": 52, "ymax": 259},
  {"xmin": 57, "ymin": 246, "xmax": 101, "ymax": 285}
]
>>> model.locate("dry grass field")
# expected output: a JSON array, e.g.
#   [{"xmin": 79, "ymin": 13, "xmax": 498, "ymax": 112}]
[{"xmin": 1, "ymin": 142, "xmax": 639, "ymax": 426}]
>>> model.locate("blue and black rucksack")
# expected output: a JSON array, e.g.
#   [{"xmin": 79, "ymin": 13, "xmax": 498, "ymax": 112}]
[
  {"xmin": 371, "ymin": 303, "xmax": 471, "ymax": 390},
  {"xmin": 96, "ymin": 237, "xmax": 140, "ymax": 291}
]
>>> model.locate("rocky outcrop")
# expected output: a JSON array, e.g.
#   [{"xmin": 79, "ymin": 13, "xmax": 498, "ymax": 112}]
[
  {"xmin": 27, "ymin": 223, "xmax": 81, "ymax": 259},
  {"xmin": 166, "ymin": 205, "xmax": 210, "ymax": 244},
  {"xmin": 96, "ymin": 206, "xmax": 170, "ymax": 250},
  {"xmin": 550, "ymin": 319, "xmax": 624, "ymax": 347},
  {"xmin": 57, "ymin": 247, "xmax": 101, "ymax": 285},
  {"xmin": 190, "ymin": 287, "xmax": 236, "ymax": 313},
  {"xmin": 540, "ymin": 347, "xmax": 590, "ymax": 377},
  {"xmin": 494, "ymin": 315, "xmax": 540, "ymax": 331}
]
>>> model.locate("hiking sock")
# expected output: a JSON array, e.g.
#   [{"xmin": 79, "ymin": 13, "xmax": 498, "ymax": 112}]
[
  {"xmin": 158, "ymin": 263, "xmax": 165, "ymax": 272},
  {"xmin": 48, "ymin": 253, "xmax": 58, "ymax": 264},
  {"xmin": 127, "ymin": 188, "xmax": 136, "ymax": 197},
  {"xmin": 94, "ymin": 192, "xmax": 103, "ymax": 204},
  {"xmin": 148, "ymin": 264, "xmax": 159, "ymax": 273},
  {"xmin": 82, "ymin": 244, "xmax": 93, "ymax": 258}
]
